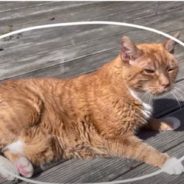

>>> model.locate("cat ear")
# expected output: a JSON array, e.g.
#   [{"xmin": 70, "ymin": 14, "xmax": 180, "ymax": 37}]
[
  {"xmin": 163, "ymin": 32, "xmax": 180, "ymax": 53},
  {"xmin": 120, "ymin": 36, "xmax": 142, "ymax": 63}
]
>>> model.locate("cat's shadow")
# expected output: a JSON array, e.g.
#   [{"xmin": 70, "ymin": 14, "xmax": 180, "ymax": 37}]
[{"xmin": 138, "ymin": 98, "xmax": 184, "ymax": 140}]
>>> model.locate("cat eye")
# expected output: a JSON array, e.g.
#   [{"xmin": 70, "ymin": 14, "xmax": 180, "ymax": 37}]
[
  {"xmin": 167, "ymin": 67, "xmax": 175, "ymax": 72},
  {"xmin": 143, "ymin": 69, "xmax": 155, "ymax": 74}
]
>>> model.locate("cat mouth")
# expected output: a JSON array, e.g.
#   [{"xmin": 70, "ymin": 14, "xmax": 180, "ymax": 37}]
[
  {"xmin": 150, "ymin": 86, "xmax": 173, "ymax": 96},
  {"xmin": 151, "ymin": 91, "xmax": 167, "ymax": 96}
]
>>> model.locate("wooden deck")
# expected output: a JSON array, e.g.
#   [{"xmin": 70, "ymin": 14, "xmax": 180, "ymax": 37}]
[{"xmin": 0, "ymin": 1, "xmax": 184, "ymax": 184}]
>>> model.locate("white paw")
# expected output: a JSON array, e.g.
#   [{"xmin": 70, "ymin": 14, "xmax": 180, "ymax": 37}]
[
  {"xmin": 161, "ymin": 117, "xmax": 181, "ymax": 130},
  {"xmin": 161, "ymin": 157, "xmax": 184, "ymax": 175},
  {"xmin": 0, "ymin": 155, "xmax": 19, "ymax": 180},
  {"xmin": 15, "ymin": 156, "xmax": 34, "ymax": 178}
]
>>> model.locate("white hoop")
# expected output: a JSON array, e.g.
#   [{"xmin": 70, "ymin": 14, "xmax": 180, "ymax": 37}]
[{"xmin": 0, "ymin": 21, "xmax": 184, "ymax": 184}]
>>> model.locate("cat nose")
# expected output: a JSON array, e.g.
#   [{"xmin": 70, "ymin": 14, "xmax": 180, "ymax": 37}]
[
  {"xmin": 159, "ymin": 74, "xmax": 170, "ymax": 89},
  {"xmin": 161, "ymin": 80, "xmax": 170, "ymax": 88}
]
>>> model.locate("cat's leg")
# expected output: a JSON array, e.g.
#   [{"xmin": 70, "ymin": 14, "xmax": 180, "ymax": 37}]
[
  {"xmin": 2, "ymin": 151, "xmax": 34, "ymax": 178},
  {"xmin": 0, "ymin": 155, "xmax": 19, "ymax": 181},
  {"xmin": 19, "ymin": 128, "xmax": 61, "ymax": 165},
  {"xmin": 0, "ymin": 137, "xmax": 33, "ymax": 179},
  {"xmin": 2, "ymin": 128, "xmax": 63, "ymax": 178},
  {"xmin": 0, "ymin": 125, "xmax": 34, "ymax": 179},
  {"xmin": 0, "ymin": 95, "xmax": 44, "ymax": 179},
  {"xmin": 106, "ymin": 135, "xmax": 168, "ymax": 167},
  {"xmin": 145, "ymin": 117, "xmax": 180, "ymax": 131},
  {"xmin": 105, "ymin": 135, "xmax": 184, "ymax": 174}
]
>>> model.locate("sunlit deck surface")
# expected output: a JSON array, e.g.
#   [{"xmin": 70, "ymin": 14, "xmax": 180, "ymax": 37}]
[{"xmin": 0, "ymin": 1, "xmax": 184, "ymax": 184}]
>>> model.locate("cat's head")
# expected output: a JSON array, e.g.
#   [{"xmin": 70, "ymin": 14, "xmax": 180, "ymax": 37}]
[{"xmin": 120, "ymin": 33, "xmax": 180, "ymax": 95}]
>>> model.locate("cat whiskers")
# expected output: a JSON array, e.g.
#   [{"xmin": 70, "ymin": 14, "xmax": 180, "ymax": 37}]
[
  {"xmin": 147, "ymin": 85, "xmax": 184, "ymax": 110},
  {"xmin": 148, "ymin": 93, "xmax": 153, "ymax": 105},
  {"xmin": 141, "ymin": 90, "xmax": 155, "ymax": 106},
  {"xmin": 172, "ymin": 86, "xmax": 184, "ymax": 107},
  {"xmin": 174, "ymin": 83, "xmax": 184, "ymax": 97},
  {"xmin": 141, "ymin": 91, "xmax": 150, "ymax": 103},
  {"xmin": 170, "ymin": 89, "xmax": 183, "ymax": 110},
  {"xmin": 173, "ymin": 84, "xmax": 184, "ymax": 100},
  {"xmin": 141, "ymin": 92, "xmax": 153, "ymax": 105},
  {"xmin": 174, "ymin": 86, "xmax": 184, "ymax": 95}
]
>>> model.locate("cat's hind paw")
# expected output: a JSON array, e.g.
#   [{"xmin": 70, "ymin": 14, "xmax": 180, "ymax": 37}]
[
  {"xmin": 159, "ymin": 117, "xmax": 181, "ymax": 131},
  {"xmin": 161, "ymin": 157, "xmax": 184, "ymax": 175},
  {"xmin": 14, "ymin": 156, "xmax": 34, "ymax": 178},
  {"xmin": 0, "ymin": 155, "xmax": 19, "ymax": 181}
]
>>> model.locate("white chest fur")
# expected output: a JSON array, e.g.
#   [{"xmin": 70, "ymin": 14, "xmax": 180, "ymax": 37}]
[
  {"xmin": 129, "ymin": 89, "xmax": 152, "ymax": 119},
  {"xmin": 4, "ymin": 140, "xmax": 24, "ymax": 154}
]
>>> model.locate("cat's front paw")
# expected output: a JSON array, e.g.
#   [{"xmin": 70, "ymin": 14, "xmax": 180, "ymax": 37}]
[
  {"xmin": 15, "ymin": 156, "xmax": 34, "ymax": 178},
  {"xmin": 0, "ymin": 155, "xmax": 19, "ymax": 180},
  {"xmin": 161, "ymin": 157, "xmax": 184, "ymax": 175}
]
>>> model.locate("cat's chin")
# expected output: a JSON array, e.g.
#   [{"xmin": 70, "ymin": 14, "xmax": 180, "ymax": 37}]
[
  {"xmin": 150, "ymin": 87, "xmax": 173, "ymax": 96},
  {"xmin": 151, "ymin": 91, "xmax": 166, "ymax": 96},
  {"xmin": 147, "ymin": 90, "xmax": 172, "ymax": 98},
  {"xmin": 131, "ymin": 90, "xmax": 169, "ymax": 98}
]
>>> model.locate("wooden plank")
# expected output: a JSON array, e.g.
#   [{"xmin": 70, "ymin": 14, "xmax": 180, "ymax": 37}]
[
  {"xmin": 1, "ymin": 2, "xmax": 184, "ymax": 49},
  {"xmin": 0, "ymin": 2, "xmax": 156, "ymax": 34},
  {"xmin": 0, "ymin": 1, "xmax": 158, "ymax": 48},
  {"xmin": 0, "ymin": 27, "xmax": 183, "ymax": 81},
  {"xmin": 0, "ymin": 2, "xmax": 183, "ymax": 84},
  {"xmin": 0, "ymin": 2, "xmax": 51, "ymax": 12},
  {"xmin": 157, "ymin": 1, "xmax": 184, "ymax": 14},
  {"xmin": 1, "ymin": 12, "xmax": 183, "ymax": 55},
  {"xmin": 0, "ymin": 18, "xmax": 183, "ymax": 82},
  {"xmin": 0, "ymin": 1, "xmax": 182, "ymax": 46}
]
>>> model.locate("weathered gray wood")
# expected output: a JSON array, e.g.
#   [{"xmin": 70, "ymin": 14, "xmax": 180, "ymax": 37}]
[
  {"xmin": 0, "ymin": 2, "xmax": 156, "ymax": 36},
  {"xmin": 0, "ymin": 2, "xmax": 184, "ymax": 184},
  {"xmin": 0, "ymin": 29, "xmax": 183, "ymax": 81},
  {"xmin": 0, "ymin": 23, "xmax": 183, "ymax": 82}
]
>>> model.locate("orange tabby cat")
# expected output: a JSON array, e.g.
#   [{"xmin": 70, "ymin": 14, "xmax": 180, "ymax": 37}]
[{"xmin": 0, "ymin": 33, "xmax": 183, "ymax": 179}]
